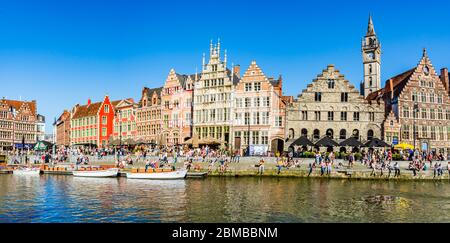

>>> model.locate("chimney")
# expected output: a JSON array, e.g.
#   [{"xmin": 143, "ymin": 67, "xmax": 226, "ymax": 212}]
[
  {"xmin": 233, "ymin": 65, "xmax": 241, "ymax": 78},
  {"xmin": 440, "ymin": 68, "xmax": 449, "ymax": 95},
  {"xmin": 278, "ymin": 75, "xmax": 283, "ymax": 89},
  {"xmin": 87, "ymin": 98, "xmax": 91, "ymax": 106},
  {"xmin": 389, "ymin": 79, "xmax": 394, "ymax": 99}
]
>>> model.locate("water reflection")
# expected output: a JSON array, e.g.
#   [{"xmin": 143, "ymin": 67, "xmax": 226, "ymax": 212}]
[{"xmin": 0, "ymin": 175, "xmax": 449, "ymax": 222}]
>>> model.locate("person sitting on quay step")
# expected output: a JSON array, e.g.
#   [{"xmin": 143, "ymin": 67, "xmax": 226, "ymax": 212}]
[
  {"xmin": 308, "ymin": 163, "xmax": 313, "ymax": 177},
  {"xmin": 258, "ymin": 158, "xmax": 265, "ymax": 175},
  {"xmin": 276, "ymin": 159, "xmax": 283, "ymax": 174}
]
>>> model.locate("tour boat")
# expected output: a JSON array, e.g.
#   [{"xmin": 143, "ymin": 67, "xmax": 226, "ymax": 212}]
[
  {"xmin": 13, "ymin": 167, "xmax": 41, "ymax": 176},
  {"xmin": 72, "ymin": 168, "xmax": 119, "ymax": 178},
  {"xmin": 126, "ymin": 169, "xmax": 187, "ymax": 180}
]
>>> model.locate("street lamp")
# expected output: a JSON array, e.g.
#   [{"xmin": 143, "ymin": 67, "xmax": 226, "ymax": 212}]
[
  {"xmin": 413, "ymin": 102, "xmax": 419, "ymax": 151},
  {"xmin": 247, "ymin": 121, "xmax": 250, "ymax": 157},
  {"xmin": 9, "ymin": 106, "xmax": 15, "ymax": 154}
]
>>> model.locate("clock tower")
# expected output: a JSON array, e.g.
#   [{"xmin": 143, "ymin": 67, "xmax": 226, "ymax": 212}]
[{"xmin": 362, "ymin": 15, "xmax": 381, "ymax": 97}]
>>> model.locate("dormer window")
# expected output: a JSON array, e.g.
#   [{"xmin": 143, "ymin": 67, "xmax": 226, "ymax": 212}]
[{"xmin": 327, "ymin": 79, "xmax": 335, "ymax": 89}]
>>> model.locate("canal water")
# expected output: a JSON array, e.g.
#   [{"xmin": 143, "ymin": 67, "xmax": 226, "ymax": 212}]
[{"xmin": 1, "ymin": 175, "xmax": 449, "ymax": 223}]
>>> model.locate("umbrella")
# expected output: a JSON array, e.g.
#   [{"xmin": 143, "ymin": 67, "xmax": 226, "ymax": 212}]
[
  {"xmin": 364, "ymin": 138, "xmax": 390, "ymax": 148},
  {"xmin": 183, "ymin": 134, "xmax": 200, "ymax": 147},
  {"xmin": 34, "ymin": 141, "xmax": 48, "ymax": 151},
  {"xmin": 315, "ymin": 136, "xmax": 339, "ymax": 147},
  {"xmin": 394, "ymin": 143, "xmax": 414, "ymax": 150},
  {"xmin": 339, "ymin": 137, "xmax": 363, "ymax": 147},
  {"xmin": 135, "ymin": 138, "xmax": 147, "ymax": 145},
  {"xmin": 291, "ymin": 136, "xmax": 314, "ymax": 146},
  {"xmin": 108, "ymin": 138, "xmax": 120, "ymax": 146},
  {"xmin": 199, "ymin": 136, "xmax": 222, "ymax": 145},
  {"xmin": 123, "ymin": 138, "xmax": 137, "ymax": 145}
]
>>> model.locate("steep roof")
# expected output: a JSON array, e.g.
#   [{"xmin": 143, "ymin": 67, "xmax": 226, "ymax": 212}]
[
  {"xmin": 71, "ymin": 101, "xmax": 103, "ymax": 119},
  {"xmin": 226, "ymin": 68, "xmax": 241, "ymax": 85},
  {"xmin": 72, "ymin": 98, "xmax": 123, "ymax": 119},
  {"xmin": 367, "ymin": 15, "xmax": 376, "ymax": 36},
  {"xmin": 367, "ymin": 68, "xmax": 416, "ymax": 101},
  {"xmin": 144, "ymin": 87, "xmax": 163, "ymax": 97},
  {"xmin": 139, "ymin": 87, "xmax": 163, "ymax": 107},
  {"xmin": 0, "ymin": 98, "xmax": 36, "ymax": 116}
]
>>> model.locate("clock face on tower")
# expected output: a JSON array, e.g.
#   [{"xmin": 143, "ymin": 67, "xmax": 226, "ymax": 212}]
[{"xmin": 366, "ymin": 52, "xmax": 375, "ymax": 60}]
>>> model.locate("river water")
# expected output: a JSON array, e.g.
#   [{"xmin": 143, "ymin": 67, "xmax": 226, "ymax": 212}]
[{"xmin": 0, "ymin": 174, "xmax": 449, "ymax": 223}]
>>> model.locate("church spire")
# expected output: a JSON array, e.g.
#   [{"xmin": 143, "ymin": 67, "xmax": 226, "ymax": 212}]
[
  {"xmin": 422, "ymin": 48, "xmax": 428, "ymax": 58},
  {"xmin": 367, "ymin": 14, "xmax": 376, "ymax": 36}
]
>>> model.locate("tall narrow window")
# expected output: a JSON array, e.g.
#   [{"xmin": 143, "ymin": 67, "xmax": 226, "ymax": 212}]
[
  {"xmin": 340, "ymin": 112, "xmax": 347, "ymax": 121},
  {"xmin": 275, "ymin": 116, "xmax": 282, "ymax": 127},
  {"xmin": 353, "ymin": 112, "xmax": 360, "ymax": 121},
  {"xmin": 327, "ymin": 111, "xmax": 334, "ymax": 121},
  {"xmin": 315, "ymin": 92, "xmax": 322, "ymax": 102},
  {"xmin": 369, "ymin": 112, "xmax": 375, "ymax": 121},
  {"xmin": 341, "ymin": 93, "xmax": 348, "ymax": 102},
  {"xmin": 244, "ymin": 113, "xmax": 250, "ymax": 125},
  {"xmin": 302, "ymin": 111, "xmax": 308, "ymax": 120},
  {"xmin": 314, "ymin": 111, "xmax": 321, "ymax": 121}
]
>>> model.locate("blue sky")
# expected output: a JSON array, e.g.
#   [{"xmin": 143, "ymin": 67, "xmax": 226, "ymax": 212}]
[{"xmin": 1, "ymin": 0, "xmax": 450, "ymax": 133}]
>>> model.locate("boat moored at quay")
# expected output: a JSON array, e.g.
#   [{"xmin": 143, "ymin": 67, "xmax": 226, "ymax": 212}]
[
  {"xmin": 72, "ymin": 167, "xmax": 119, "ymax": 178},
  {"xmin": 126, "ymin": 168, "xmax": 188, "ymax": 180}
]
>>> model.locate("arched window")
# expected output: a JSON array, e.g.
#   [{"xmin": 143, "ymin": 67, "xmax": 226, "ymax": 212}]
[
  {"xmin": 289, "ymin": 128, "xmax": 295, "ymax": 139},
  {"xmin": 369, "ymin": 64, "xmax": 373, "ymax": 74},
  {"xmin": 369, "ymin": 77, "xmax": 373, "ymax": 86},
  {"xmin": 313, "ymin": 129, "xmax": 320, "ymax": 140},
  {"xmin": 301, "ymin": 129, "xmax": 308, "ymax": 137},
  {"xmin": 367, "ymin": 130, "xmax": 374, "ymax": 140},
  {"xmin": 339, "ymin": 129, "xmax": 347, "ymax": 140},
  {"xmin": 326, "ymin": 129, "xmax": 334, "ymax": 139},
  {"xmin": 352, "ymin": 129, "xmax": 359, "ymax": 139}
]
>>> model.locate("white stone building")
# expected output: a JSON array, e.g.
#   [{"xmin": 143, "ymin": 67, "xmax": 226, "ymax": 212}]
[{"xmin": 193, "ymin": 40, "xmax": 239, "ymax": 145}]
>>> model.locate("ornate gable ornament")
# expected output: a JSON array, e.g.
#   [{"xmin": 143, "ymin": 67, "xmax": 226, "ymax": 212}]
[{"xmin": 401, "ymin": 49, "xmax": 439, "ymax": 92}]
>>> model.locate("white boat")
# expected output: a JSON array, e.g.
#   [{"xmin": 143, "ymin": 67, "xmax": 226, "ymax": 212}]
[
  {"xmin": 13, "ymin": 168, "xmax": 41, "ymax": 176},
  {"xmin": 72, "ymin": 168, "xmax": 119, "ymax": 178},
  {"xmin": 126, "ymin": 169, "xmax": 187, "ymax": 180}
]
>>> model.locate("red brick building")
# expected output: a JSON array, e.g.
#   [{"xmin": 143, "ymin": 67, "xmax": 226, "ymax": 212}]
[
  {"xmin": 70, "ymin": 96, "xmax": 121, "ymax": 147},
  {"xmin": 55, "ymin": 110, "xmax": 71, "ymax": 147},
  {"xmin": 368, "ymin": 49, "xmax": 450, "ymax": 154}
]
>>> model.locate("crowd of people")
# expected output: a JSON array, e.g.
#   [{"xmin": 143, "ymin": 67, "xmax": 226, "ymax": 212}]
[{"xmin": 2, "ymin": 143, "xmax": 450, "ymax": 178}]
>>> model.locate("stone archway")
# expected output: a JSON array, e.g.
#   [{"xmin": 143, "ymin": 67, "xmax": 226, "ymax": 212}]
[{"xmin": 271, "ymin": 138, "xmax": 284, "ymax": 154}]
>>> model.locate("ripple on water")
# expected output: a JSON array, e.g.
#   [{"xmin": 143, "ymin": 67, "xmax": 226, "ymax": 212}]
[{"xmin": 1, "ymin": 176, "xmax": 450, "ymax": 222}]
